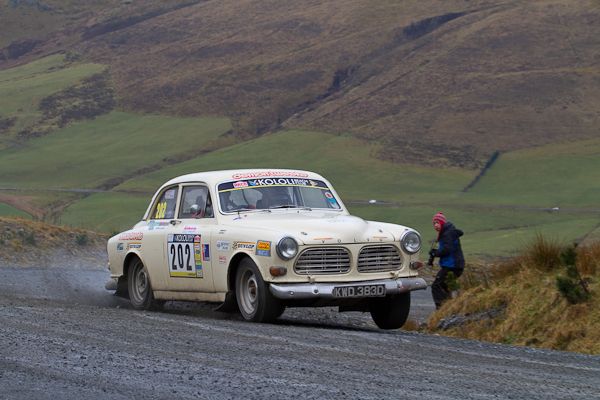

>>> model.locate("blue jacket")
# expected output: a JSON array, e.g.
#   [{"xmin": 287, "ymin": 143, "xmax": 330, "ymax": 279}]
[{"xmin": 434, "ymin": 222, "xmax": 465, "ymax": 269}]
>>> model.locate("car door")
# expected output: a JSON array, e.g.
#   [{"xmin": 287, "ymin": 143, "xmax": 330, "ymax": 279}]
[
  {"xmin": 162, "ymin": 184, "xmax": 215, "ymax": 293},
  {"xmin": 141, "ymin": 184, "xmax": 180, "ymax": 292}
]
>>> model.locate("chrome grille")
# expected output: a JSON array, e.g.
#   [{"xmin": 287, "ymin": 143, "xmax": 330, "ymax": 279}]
[
  {"xmin": 357, "ymin": 245, "xmax": 402, "ymax": 273},
  {"xmin": 294, "ymin": 247, "xmax": 351, "ymax": 275}
]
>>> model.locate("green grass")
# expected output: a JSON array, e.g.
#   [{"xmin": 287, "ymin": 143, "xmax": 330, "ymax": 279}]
[
  {"xmin": 60, "ymin": 192, "xmax": 150, "ymax": 233},
  {"xmin": 115, "ymin": 129, "xmax": 473, "ymax": 201},
  {"xmin": 0, "ymin": 202, "xmax": 31, "ymax": 219},
  {"xmin": 0, "ymin": 111, "xmax": 231, "ymax": 189},
  {"xmin": 465, "ymin": 138, "xmax": 600, "ymax": 207},
  {"xmin": 0, "ymin": 54, "xmax": 105, "ymax": 139}
]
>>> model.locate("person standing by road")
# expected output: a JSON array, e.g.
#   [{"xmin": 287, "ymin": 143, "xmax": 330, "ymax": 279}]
[{"xmin": 428, "ymin": 212, "xmax": 465, "ymax": 309}]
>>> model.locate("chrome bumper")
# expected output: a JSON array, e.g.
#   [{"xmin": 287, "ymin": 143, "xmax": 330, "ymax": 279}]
[{"xmin": 269, "ymin": 277, "xmax": 427, "ymax": 300}]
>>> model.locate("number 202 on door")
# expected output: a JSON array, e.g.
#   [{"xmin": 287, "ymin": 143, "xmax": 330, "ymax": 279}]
[{"xmin": 168, "ymin": 234, "xmax": 203, "ymax": 278}]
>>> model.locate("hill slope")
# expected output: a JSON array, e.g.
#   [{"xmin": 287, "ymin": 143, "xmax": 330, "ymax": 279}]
[{"xmin": 1, "ymin": 0, "xmax": 599, "ymax": 167}]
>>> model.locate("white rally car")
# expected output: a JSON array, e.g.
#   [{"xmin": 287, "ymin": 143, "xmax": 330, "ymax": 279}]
[{"xmin": 106, "ymin": 169, "xmax": 426, "ymax": 329}]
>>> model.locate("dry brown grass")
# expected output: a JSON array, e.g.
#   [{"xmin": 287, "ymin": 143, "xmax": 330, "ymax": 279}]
[
  {"xmin": 401, "ymin": 319, "xmax": 421, "ymax": 332},
  {"xmin": 522, "ymin": 233, "xmax": 562, "ymax": 272},
  {"xmin": 577, "ymin": 244, "xmax": 600, "ymax": 276},
  {"xmin": 427, "ymin": 239, "xmax": 600, "ymax": 354}
]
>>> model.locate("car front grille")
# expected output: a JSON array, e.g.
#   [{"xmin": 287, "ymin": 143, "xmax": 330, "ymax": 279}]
[
  {"xmin": 294, "ymin": 247, "xmax": 351, "ymax": 275},
  {"xmin": 357, "ymin": 245, "xmax": 402, "ymax": 273}
]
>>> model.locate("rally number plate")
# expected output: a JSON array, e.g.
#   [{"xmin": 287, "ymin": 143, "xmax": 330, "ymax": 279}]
[{"xmin": 332, "ymin": 284, "xmax": 386, "ymax": 298}]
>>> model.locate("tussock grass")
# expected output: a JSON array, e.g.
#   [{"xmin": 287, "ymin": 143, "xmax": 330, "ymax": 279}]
[
  {"xmin": 523, "ymin": 233, "xmax": 562, "ymax": 272},
  {"xmin": 428, "ymin": 236, "xmax": 600, "ymax": 354}
]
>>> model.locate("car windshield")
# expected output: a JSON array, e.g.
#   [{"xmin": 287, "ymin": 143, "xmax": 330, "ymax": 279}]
[{"xmin": 217, "ymin": 177, "xmax": 342, "ymax": 213}]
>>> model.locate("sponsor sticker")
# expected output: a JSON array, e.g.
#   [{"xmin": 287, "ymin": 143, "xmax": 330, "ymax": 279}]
[
  {"xmin": 183, "ymin": 225, "xmax": 197, "ymax": 232},
  {"xmin": 233, "ymin": 241, "xmax": 255, "ymax": 250},
  {"xmin": 216, "ymin": 241, "xmax": 230, "ymax": 251},
  {"xmin": 248, "ymin": 178, "xmax": 311, "ymax": 187},
  {"xmin": 165, "ymin": 189, "xmax": 176, "ymax": 200},
  {"xmin": 116, "ymin": 243, "xmax": 124, "ymax": 252},
  {"xmin": 219, "ymin": 255, "xmax": 227, "ymax": 264},
  {"xmin": 232, "ymin": 171, "xmax": 309, "ymax": 180},
  {"xmin": 127, "ymin": 242, "xmax": 142, "ymax": 250},
  {"xmin": 218, "ymin": 178, "xmax": 329, "ymax": 192},
  {"xmin": 148, "ymin": 220, "xmax": 169, "ymax": 231},
  {"xmin": 202, "ymin": 244, "xmax": 210, "ymax": 261},
  {"xmin": 256, "ymin": 240, "xmax": 271, "ymax": 257},
  {"xmin": 118, "ymin": 232, "xmax": 144, "ymax": 241}
]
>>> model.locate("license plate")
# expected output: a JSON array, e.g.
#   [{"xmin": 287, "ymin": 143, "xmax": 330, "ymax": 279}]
[{"xmin": 332, "ymin": 284, "xmax": 386, "ymax": 298}]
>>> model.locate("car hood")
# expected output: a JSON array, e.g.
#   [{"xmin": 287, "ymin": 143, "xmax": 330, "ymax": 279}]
[{"xmin": 222, "ymin": 211, "xmax": 403, "ymax": 245}]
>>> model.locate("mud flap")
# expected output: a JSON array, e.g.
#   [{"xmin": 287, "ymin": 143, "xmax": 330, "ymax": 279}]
[
  {"xmin": 115, "ymin": 276, "xmax": 129, "ymax": 299},
  {"xmin": 214, "ymin": 291, "xmax": 239, "ymax": 313}
]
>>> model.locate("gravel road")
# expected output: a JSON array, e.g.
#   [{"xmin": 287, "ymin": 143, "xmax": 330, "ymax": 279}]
[{"xmin": 1, "ymin": 257, "xmax": 599, "ymax": 399}]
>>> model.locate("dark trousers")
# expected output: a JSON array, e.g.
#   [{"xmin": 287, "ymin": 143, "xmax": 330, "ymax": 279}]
[{"xmin": 432, "ymin": 267, "xmax": 463, "ymax": 309}]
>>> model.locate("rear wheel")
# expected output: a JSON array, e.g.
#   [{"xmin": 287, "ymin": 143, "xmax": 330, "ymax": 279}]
[
  {"xmin": 369, "ymin": 292, "xmax": 411, "ymax": 329},
  {"xmin": 128, "ymin": 258, "xmax": 163, "ymax": 311},
  {"xmin": 235, "ymin": 258, "xmax": 284, "ymax": 322}
]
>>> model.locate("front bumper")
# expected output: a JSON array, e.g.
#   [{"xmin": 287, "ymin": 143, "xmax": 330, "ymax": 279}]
[{"xmin": 269, "ymin": 277, "xmax": 427, "ymax": 300}]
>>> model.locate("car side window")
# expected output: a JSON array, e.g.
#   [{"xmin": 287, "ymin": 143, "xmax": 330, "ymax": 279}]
[
  {"xmin": 179, "ymin": 186, "xmax": 213, "ymax": 219},
  {"xmin": 152, "ymin": 186, "xmax": 178, "ymax": 220}
]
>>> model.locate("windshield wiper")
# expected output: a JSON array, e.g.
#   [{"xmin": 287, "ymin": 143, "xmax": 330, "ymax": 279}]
[
  {"xmin": 269, "ymin": 205, "xmax": 312, "ymax": 211},
  {"xmin": 233, "ymin": 208, "xmax": 272, "ymax": 214}
]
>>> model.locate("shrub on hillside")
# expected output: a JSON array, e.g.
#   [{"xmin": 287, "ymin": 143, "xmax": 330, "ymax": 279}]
[{"xmin": 555, "ymin": 244, "xmax": 591, "ymax": 304}]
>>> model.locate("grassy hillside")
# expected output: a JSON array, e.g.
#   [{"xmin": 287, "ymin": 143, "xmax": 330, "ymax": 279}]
[
  {"xmin": 0, "ymin": 54, "xmax": 105, "ymax": 148},
  {"xmin": 0, "ymin": 111, "xmax": 231, "ymax": 189},
  {"xmin": 60, "ymin": 192, "xmax": 149, "ymax": 233},
  {"xmin": 0, "ymin": 202, "xmax": 30, "ymax": 219},
  {"xmin": 2, "ymin": 1, "xmax": 598, "ymax": 167},
  {"xmin": 465, "ymin": 138, "xmax": 600, "ymax": 207}
]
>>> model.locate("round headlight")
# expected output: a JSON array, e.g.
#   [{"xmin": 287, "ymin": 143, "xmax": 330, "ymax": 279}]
[
  {"xmin": 401, "ymin": 231, "xmax": 421, "ymax": 254},
  {"xmin": 277, "ymin": 236, "xmax": 298, "ymax": 260}
]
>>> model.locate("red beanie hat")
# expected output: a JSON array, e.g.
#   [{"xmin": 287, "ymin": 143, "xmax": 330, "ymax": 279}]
[{"xmin": 432, "ymin": 212, "xmax": 447, "ymax": 225}]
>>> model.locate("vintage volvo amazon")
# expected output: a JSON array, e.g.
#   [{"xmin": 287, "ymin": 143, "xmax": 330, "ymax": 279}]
[{"xmin": 106, "ymin": 169, "xmax": 426, "ymax": 329}]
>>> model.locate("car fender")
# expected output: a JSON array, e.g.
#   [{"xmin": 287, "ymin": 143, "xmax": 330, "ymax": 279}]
[{"xmin": 122, "ymin": 248, "xmax": 148, "ymax": 276}]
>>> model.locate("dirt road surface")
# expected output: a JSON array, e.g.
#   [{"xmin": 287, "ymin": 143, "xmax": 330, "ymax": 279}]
[{"xmin": 1, "ymin": 256, "xmax": 599, "ymax": 399}]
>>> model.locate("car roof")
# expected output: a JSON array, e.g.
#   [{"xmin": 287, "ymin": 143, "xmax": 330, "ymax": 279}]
[{"xmin": 163, "ymin": 169, "xmax": 328, "ymax": 187}]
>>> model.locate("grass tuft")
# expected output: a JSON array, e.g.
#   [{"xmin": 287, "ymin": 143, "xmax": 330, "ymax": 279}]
[{"xmin": 523, "ymin": 233, "xmax": 562, "ymax": 272}]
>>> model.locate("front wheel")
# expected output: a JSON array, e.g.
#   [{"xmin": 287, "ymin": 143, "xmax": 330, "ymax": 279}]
[
  {"xmin": 128, "ymin": 258, "xmax": 163, "ymax": 311},
  {"xmin": 235, "ymin": 258, "xmax": 284, "ymax": 322},
  {"xmin": 369, "ymin": 292, "xmax": 411, "ymax": 329}
]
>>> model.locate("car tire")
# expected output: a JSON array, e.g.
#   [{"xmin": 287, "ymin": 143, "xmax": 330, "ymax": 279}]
[
  {"xmin": 369, "ymin": 292, "xmax": 411, "ymax": 330},
  {"xmin": 128, "ymin": 258, "xmax": 162, "ymax": 311},
  {"xmin": 235, "ymin": 258, "xmax": 284, "ymax": 322}
]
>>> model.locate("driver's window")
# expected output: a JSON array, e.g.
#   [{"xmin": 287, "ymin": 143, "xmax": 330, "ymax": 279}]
[
  {"xmin": 179, "ymin": 186, "xmax": 213, "ymax": 219},
  {"xmin": 152, "ymin": 186, "xmax": 178, "ymax": 220}
]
